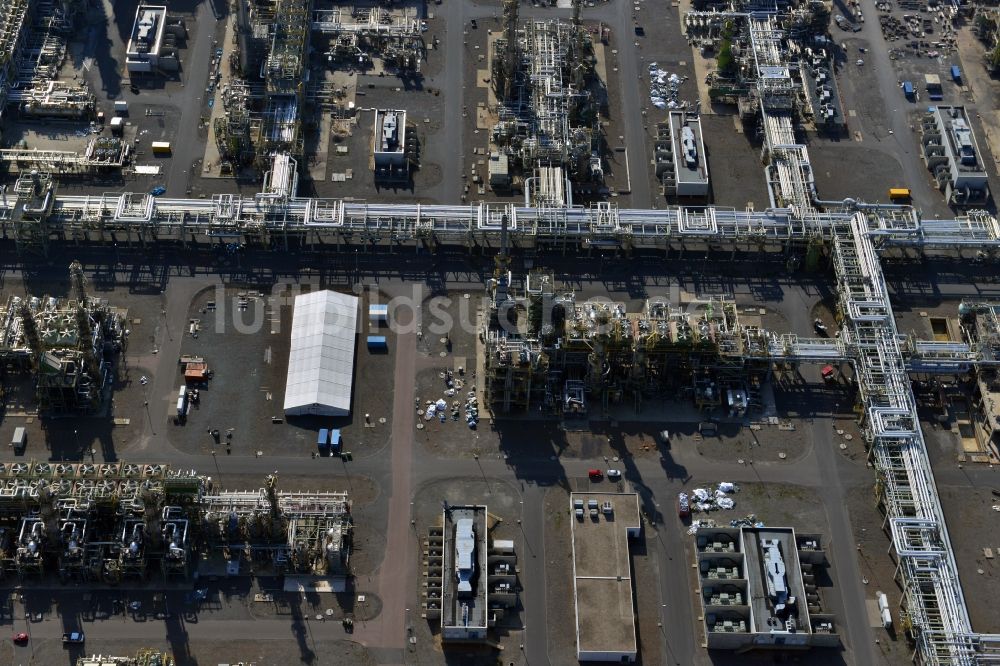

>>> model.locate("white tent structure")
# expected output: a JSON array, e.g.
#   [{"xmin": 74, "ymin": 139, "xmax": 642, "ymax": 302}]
[{"xmin": 283, "ymin": 290, "xmax": 359, "ymax": 416}]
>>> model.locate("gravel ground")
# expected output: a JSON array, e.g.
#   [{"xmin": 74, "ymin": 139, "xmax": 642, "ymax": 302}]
[
  {"xmin": 846, "ymin": 482, "xmax": 917, "ymax": 666},
  {"xmin": 807, "ymin": 140, "xmax": 913, "ymax": 206},
  {"xmin": 936, "ymin": 484, "xmax": 1000, "ymax": 634},
  {"xmin": 697, "ymin": 114, "xmax": 772, "ymax": 210},
  {"xmin": 166, "ymin": 285, "xmax": 394, "ymax": 461},
  {"xmin": 689, "ymin": 422, "xmax": 810, "ymax": 465}
]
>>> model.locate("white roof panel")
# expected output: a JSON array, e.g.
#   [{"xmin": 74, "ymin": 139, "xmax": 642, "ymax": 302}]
[{"xmin": 283, "ymin": 290, "xmax": 359, "ymax": 416}]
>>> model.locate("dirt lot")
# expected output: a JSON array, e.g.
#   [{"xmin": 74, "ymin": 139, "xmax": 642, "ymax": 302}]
[
  {"xmin": 846, "ymin": 481, "xmax": 920, "ymax": 666},
  {"xmin": 698, "ymin": 114, "xmax": 772, "ymax": 210},
  {"xmin": 689, "ymin": 421, "xmax": 811, "ymax": 464},
  {"xmin": 166, "ymin": 285, "xmax": 394, "ymax": 461}
]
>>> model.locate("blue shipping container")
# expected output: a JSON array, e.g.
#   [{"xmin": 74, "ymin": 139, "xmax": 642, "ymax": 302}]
[
  {"xmin": 903, "ymin": 81, "xmax": 914, "ymax": 98},
  {"xmin": 951, "ymin": 65, "xmax": 961, "ymax": 82},
  {"xmin": 330, "ymin": 429, "xmax": 342, "ymax": 452},
  {"xmin": 367, "ymin": 335, "xmax": 388, "ymax": 351},
  {"xmin": 317, "ymin": 428, "xmax": 330, "ymax": 453}
]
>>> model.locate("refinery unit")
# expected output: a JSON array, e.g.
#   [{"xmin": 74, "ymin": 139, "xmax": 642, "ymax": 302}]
[
  {"xmin": 481, "ymin": 267, "xmax": 771, "ymax": 416},
  {"xmin": 0, "ymin": 464, "xmax": 351, "ymax": 582},
  {"xmin": 0, "ymin": 260, "xmax": 128, "ymax": 415},
  {"xmin": 77, "ymin": 650, "xmax": 176, "ymax": 666},
  {"xmin": 0, "ymin": 0, "xmax": 94, "ymax": 122},
  {"xmin": 10, "ymin": 0, "xmax": 96, "ymax": 120},
  {"xmin": 489, "ymin": 0, "xmax": 605, "ymax": 204},
  {"xmin": 1, "ymin": 0, "xmax": 1000, "ymax": 664},
  {"xmin": 684, "ymin": 2, "xmax": 840, "ymax": 166},
  {"xmin": 213, "ymin": 0, "xmax": 424, "ymax": 175}
]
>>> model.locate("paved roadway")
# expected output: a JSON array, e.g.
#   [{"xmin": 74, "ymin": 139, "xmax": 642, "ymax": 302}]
[{"xmin": 842, "ymin": 0, "xmax": 939, "ymax": 212}]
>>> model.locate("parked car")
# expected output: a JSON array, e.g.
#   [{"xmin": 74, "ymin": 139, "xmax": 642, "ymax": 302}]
[
  {"xmin": 13, "ymin": 632, "xmax": 28, "ymax": 644},
  {"xmin": 678, "ymin": 492, "xmax": 691, "ymax": 518},
  {"xmin": 149, "ymin": 186, "xmax": 166, "ymax": 196},
  {"xmin": 588, "ymin": 469, "xmax": 603, "ymax": 481},
  {"xmin": 62, "ymin": 632, "xmax": 85, "ymax": 645},
  {"xmin": 607, "ymin": 469, "xmax": 622, "ymax": 480}
]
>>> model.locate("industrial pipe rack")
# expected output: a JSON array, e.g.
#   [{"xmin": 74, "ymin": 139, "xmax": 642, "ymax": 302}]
[{"xmin": 0, "ymin": 5, "xmax": 996, "ymax": 664}]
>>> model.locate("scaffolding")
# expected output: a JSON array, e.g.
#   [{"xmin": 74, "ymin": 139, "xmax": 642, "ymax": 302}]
[
  {"xmin": 0, "ymin": 466, "xmax": 350, "ymax": 582},
  {"xmin": 0, "ymin": 261, "xmax": 128, "ymax": 414},
  {"xmin": 491, "ymin": 14, "xmax": 600, "ymax": 198},
  {"xmin": 76, "ymin": 649, "xmax": 175, "ymax": 666},
  {"xmin": 200, "ymin": 474, "xmax": 351, "ymax": 576},
  {"xmin": 313, "ymin": 7, "xmax": 424, "ymax": 70}
]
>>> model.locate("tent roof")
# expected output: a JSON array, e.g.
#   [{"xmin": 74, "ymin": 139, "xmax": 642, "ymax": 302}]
[{"xmin": 283, "ymin": 290, "xmax": 359, "ymax": 415}]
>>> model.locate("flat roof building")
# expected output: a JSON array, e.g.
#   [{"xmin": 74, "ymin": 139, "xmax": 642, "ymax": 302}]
[
  {"xmin": 921, "ymin": 106, "xmax": 990, "ymax": 207},
  {"xmin": 441, "ymin": 505, "xmax": 489, "ymax": 641},
  {"xmin": 125, "ymin": 6, "xmax": 169, "ymax": 73},
  {"xmin": 657, "ymin": 112, "xmax": 709, "ymax": 198},
  {"xmin": 283, "ymin": 290, "xmax": 359, "ymax": 417},
  {"xmin": 694, "ymin": 526, "xmax": 840, "ymax": 651},
  {"xmin": 570, "ymin": 492, "xmax": 641, "ymax": 662},
  {"xmin": 373, "ymin": 109, "xmax": 408, "ymax": 182}
]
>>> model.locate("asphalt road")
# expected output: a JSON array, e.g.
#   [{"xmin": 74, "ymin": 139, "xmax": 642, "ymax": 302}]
[{"xmin": 841, "ymin": 0, "xmax": 940, "ymax": 212}]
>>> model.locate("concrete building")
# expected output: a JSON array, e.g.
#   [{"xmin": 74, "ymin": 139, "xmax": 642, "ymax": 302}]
[
  {"xmin": 694, "ymin": 526, "xmax": 840, "ymax": 651},
  {"xmin": 570, "ymin": 492, "xmax": 641, "ymax": 662},
  {"xmin": 283, "ymin": 290, "xmax": 359, "ymax": 417},
  {"xmin": 373, "ymin": 109, "xmax": 408, "ymax": 182},
  {"xmin": 441, "ymin": 505, "xmax": 489, "ymax": 641},
  {"xmin": 657, "ymin": 111, "xmax": 709, "ymax": 198},
  {"xmin": 488, "ymin": 152, "xmax": 511, "ymax": 190},
  {"xmin": 422, "ymin": 505, "xmax": 517, "ymax": 643},
  {"xmin": 920, "ymin": 105, "xmax": 990, "ymax": 207},
  {"xmin": 125, "ymin": 6, "xmax": 182, "ymax": 74}
]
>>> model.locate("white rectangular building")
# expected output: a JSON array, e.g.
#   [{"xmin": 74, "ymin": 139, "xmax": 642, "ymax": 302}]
[
  {"xmin": 283, "ymin": 290, "xmax": 359, "ymax": 417},
  {"xmin": 570, "ymin": 492, "xmax": 641, "ymax": 662},
  {"xmin": 373, "ymin": 109, "xmax": 408, "ymax": 181},
  {"xmin": 921, "ymin": 105, "xmax": 990, "ymax": 206},
  {"xmin": 441, "ymin": 505, "xmax": 490, "ymax": 642},
  {"xmin": 125, "ymin": 5, "xmax": 170, "ymax": 73},
  {"xmin": 668, "ymin": 111, "xmax": 709, "ymax": 197}
]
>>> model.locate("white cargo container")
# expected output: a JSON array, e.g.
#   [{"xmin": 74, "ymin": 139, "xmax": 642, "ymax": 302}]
[
  {"xmin": 11, "ymin": 427, "xmax": 26, "ymax": 453},
  {"xmin": 176, "ymin": 386, "xmax": 188, "ymax": 416},
  {"xmin": 492, "ymin": 539, "xmax": 515, "ymax": 555}
]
